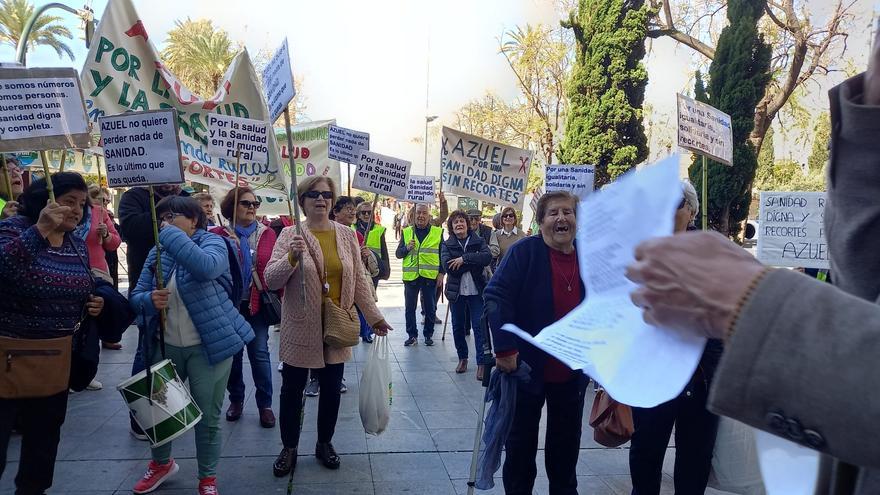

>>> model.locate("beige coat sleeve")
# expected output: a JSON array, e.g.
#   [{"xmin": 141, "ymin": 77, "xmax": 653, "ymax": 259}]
[{"xmin": 708, "ymin": 268, "xmax": 880, "ymax": 469}]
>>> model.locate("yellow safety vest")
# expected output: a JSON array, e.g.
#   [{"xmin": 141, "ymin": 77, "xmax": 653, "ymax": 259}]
[
  {"xmin": 365, "ymin": 225, "xmax": 385, "ymax": 258},
  {"xmin": 402, "ymin": 226, "xmax": 442, "ymax": 281}
]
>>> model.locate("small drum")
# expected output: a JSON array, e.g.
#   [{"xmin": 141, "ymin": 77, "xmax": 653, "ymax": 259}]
[{"xmin": 118, "ymin": 359, "xmax": 202, "ymax": 447}]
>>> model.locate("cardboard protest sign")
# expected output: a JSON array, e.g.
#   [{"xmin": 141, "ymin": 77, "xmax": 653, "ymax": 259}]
[
  {"xmin": 80, "ymin": 0, "xmax": 288, "ymax": 198},
  {"xmin": 440, "ymin": 127, "xmax": 532, "ymax": 209},
  {"xmin": 207, "ymin": 114, "xmax": 269, "ymax": 164},
  {"xmin": 100, "ymin": 109, "xmax": 183, "ymax": 187},
  {"xmin": 0, "ymin": 67, "xmax": 91, "ymax": 152},
  {"xmin": 328, "ymin": 124, "xmax": 369, "ymax": 163},
  {"xmin": 262, "ymin": 38, "xmax": 295, "ymax": 123},
  {"xmin": 529, "ymin": 185, "xmax": 543, "ymax": 215},
  {"xmin": 757, "ymin": 191, "xmax": 828, "ymax": 269},
  {"xmin": 352, "ymin": 150, "xmax": 410, "ymax": 200},
  {"xmin": 405, "ymin": 175, "xmax": 435, "ymax": 204},
  {"xmin": 676, "ymin": 93, "xmax": 733, "ymax": 166},
  {"xmin": 545, "ymin": 165, "xmax": 595, "ymax": 198}
]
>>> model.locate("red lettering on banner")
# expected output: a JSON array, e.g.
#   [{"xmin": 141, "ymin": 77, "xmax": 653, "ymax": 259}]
[
  {"xmin": 518, "ymin": 156, "xmax": 528, "ymax": 174},
  {"xmin": 124, "ymin": 21, "xmax": 149, "ymax": 41}
]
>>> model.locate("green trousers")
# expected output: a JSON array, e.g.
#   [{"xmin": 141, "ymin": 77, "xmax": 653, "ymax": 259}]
[{"xmin": 150, "ymin": 344, "xmax": 232, "ymax": 478}]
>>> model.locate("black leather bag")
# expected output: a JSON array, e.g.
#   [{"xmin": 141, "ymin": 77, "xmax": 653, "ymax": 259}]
[
  {"xmin": 69, "ymin": 317, "xmax": 100, "ymax": 392},
  {"xmin": 252, "ymin": 266, "xmax": 282, "ymax": 326}
]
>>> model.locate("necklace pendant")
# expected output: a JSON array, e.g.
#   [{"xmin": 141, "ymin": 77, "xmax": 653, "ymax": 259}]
[{"xmin": 566, "ymin": 285, "xmax": 572, "ymax": 292}]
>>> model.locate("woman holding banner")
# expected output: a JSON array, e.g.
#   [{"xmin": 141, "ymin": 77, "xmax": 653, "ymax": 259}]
[
  {"xmin": 0, "ymin": 172, "xmax": 104, "ymax": 495},
  {"xmin": 129, "ymin": 195, "xmax": 254, "ymax": 495},
  {"xmin": 489, "ymin": 206, "xmax": 526, "ymax": 269},
  {"xmin": 265, "ymin": 176, "xmax": 392, "ymax": 477},
  {"xmin": 211, "ymin": 187, "xmax": 278, "ymax": 429}
]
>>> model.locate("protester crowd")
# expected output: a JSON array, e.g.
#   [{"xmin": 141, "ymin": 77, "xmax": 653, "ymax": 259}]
[{"xmin": 4, "ymin": 40, "xmax": 880, "ymax": 495}]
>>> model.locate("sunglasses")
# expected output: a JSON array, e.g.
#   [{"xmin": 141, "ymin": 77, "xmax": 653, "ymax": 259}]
[
  {"xmin": 160, "ymin": 212, "xmax": 185, "ymax": 223},
  {"xmin": 238, "ymin": 200, "xmax": 261, "ymax": 209},
  {"xmin": 304, "ymin": 190, "xmax": 333, "ymax": 200},
  {"xmin": 502, "ymin": 213, "xmax": 515, "ymax": 219},
  {"xmin": 358, "ymin": 209, "xmax": 373, "ymax": 215}
]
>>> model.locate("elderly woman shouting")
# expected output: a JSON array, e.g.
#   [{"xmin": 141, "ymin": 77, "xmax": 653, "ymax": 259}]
[
  {"xmin": 265, "ymin": 176, "xmax": 392, "ymax": 478},
  {"xmin": 441, "ymin": 210, "xmax": 492, "ymax": 377}
]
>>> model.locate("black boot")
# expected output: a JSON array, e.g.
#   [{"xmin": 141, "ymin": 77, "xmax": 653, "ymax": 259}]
[
  {"xmin": 273, "ymin": 447, "xmax": 297, "ymax": 477},
  {"xmin": 315, "ymin": 442, "xmax": 341, "ymax": 469}
]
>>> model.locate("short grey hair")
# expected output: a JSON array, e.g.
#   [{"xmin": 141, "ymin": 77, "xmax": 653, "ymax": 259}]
[{"xmin": 681, "ymin": 180, "xmax": 699, "ymax": 220}]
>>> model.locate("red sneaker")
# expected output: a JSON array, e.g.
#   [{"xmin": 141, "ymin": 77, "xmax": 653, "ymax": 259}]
[
  {"xmin": 132, "ymin": 459, "xmax": 178, "ymax": 494},
  {"xmin": 198, "ymin": 476, "xmax": 219, "ymax": 495}
]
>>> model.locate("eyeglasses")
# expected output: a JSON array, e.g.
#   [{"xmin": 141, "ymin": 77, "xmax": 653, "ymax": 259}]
[
  {"xmin": 304, "ymin": 190, "xmax": 333, "ymax": 200},
  {"xmin": 238, "ymin": 200, "xmax": 261, "ymax": 209},
  {"xmin": 502, "ymin": 213, "xmax": 515, "ymax": 219},
  {"xmin": 339, "ymin": 206, "xmax": 356, "ymax": 214},
  {"xmin": 102, "ymin": 198, "xmax": 111, "ymax": 205},
  {"xmin": 160, "ymin": 212, "xmax": 185, "ymax": 223},
  {"xmin": 358, "ymin": 210, "xmax": 373, "ymax": 215}
]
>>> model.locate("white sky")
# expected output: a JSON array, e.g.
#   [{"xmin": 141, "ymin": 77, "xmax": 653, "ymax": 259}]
[{"xmin": 1, "ymin": 0, "xmax": 875, "ymax": 175}]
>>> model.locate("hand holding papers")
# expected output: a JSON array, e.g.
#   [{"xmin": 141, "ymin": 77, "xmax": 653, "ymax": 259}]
[{"xmin": 502, "ymin": 155, "xmax": 707, "ymax": 407}]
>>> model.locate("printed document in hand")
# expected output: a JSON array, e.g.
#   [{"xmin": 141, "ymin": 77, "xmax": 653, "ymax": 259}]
[{"xmin": 502, "ymin": 154, "xmax": 707, "ymax": 407}]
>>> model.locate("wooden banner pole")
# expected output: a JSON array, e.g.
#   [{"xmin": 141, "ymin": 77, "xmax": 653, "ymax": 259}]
[
  {"xmin": 39, "ymin": 150, "xmax": 55, "ymax": 202},
  {"xmin": 149, "ymin": 186, "xmax": 168, "ymax": 335},
  {"xmin": 58, "ymin": 150, "xmax": 66, "ymax": 172},
  {"xmin": 232, "ymin": 144, "xmax": 242, "ymax": 235},
  {"xmin": 701, "ymin": 155, "xmax": 708, "ymax": 231},
  {"xmin": 283, "ymin": 108, "xmax": 306, "ymax": 302}
]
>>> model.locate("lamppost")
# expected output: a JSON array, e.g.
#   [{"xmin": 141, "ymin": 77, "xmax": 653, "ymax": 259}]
[
  {"xmin": 424, "ymin": 115, "xmax": 438, "ymax": 175},
  {"xmin": 15, "ymin": 2, "xmax": 96, "ymax": 65}
]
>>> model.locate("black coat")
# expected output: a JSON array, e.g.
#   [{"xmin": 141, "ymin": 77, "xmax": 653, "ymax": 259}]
[{"xmin": 440, "ymin": 231, "xmax": 492, "ymax": 302}]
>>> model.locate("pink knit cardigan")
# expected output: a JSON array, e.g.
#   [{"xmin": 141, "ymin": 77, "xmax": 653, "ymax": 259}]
[{"xmin": 264, "ymin": 222, "xmax": 384, "ymax": 369}]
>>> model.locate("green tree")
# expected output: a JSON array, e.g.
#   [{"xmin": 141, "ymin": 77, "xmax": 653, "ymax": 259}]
[
  {"xmin": 161, "ymin": 18, "xmax": 237, "ymax": 99},
  {"xmin": 0, "ymin": 0, "xmax": 73, "ymax": 64},
  {"xmin": 688, "ymin": 0, "xmax": 771, "ymax": 237},
  {"xmin": 807, "ymin": 113, "xmax": 830, "ymax": 174},
  {"xmin": 559, "ymin": 0, "xmax": 649, "ymax": 187}
]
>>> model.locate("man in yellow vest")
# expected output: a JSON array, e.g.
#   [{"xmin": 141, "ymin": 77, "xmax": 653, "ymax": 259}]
[
  {"xmin": 355, "ymin": 199, "xmax": 390, "ymax": 286},
  {"xmin": 396, "ymin": 203, "xmax": 445, "ymax": 346}
]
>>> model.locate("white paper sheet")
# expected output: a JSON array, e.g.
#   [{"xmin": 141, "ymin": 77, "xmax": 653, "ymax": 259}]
[
  {"xmin": 502, "ymin": 154, "xmax": 707, "ymax": 407},
  {"xmin": 755, "ymin": 430, "xmax": 819, "ymax": 495}
]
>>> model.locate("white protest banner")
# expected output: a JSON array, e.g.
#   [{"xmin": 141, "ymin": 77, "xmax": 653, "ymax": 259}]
[
  {"xmin": 440, "ymin": 127, "xmax": 533, "ymax": 209},
  {"xmin": 545, "ymin": 165, "xmax": 595, "ymax": 198},
  {"xmin": 352, "ymin": 150, "xmax": 411, "ymax": 200},
  {"xmin": 262, "ymin": 38, "xmax": 295, "ymax": 123},
  {"xmin": 405, "ymin": 175, "xmax": 435, "ymax": 204},
  {"xmin": 529, "ymin": 186, "xmax": 543, "ymax": 216},
  {"xmin": 81, "ymin": 0, "xmax": 288, "ymax": 198},
  {"xmin": 254, "ymin": 120, "xmax": 342, "ymax": 215},
  {"xmin": 328, "ymin": 124, "xmax": 369, "ymax": 163},
  {"xmin": 16, "ymin": 149, "xmax": 103, "ymax": 175},
  {"xmin": 0, "ymin": 67, "xmax": 91, "ymax": 152},
  {"xmin": 676, "ymin": 93, "xmax": 733, "ymax": 166},
  {"xmin": 757, "ymin": 191, "xmax": 828, "ymax": 269},
  {"xmin": 100, "ymin": 109, "xmax": 183, "ymax": 187},
  {"xmin": 207, "ymin": 114, "xmax": 269, "ymax": 164},
  {"xmin": 502, "ymin": 155, "xmax": 706, "ymax": 407}
]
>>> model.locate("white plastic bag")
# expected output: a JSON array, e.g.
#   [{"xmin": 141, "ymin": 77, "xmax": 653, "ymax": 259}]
[
  {"xmin": 708, "ymin": 417, "xmax": 767, "ymax": 495},
  {"xmin": 359, "ymin": 335, "xmax": 391, "ymax": 435}
]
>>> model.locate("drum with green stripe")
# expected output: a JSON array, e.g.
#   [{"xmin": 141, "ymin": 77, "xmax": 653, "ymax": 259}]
[{"xmin": 117, "ymin": 359, "xmax": 202, "ymax": 447}]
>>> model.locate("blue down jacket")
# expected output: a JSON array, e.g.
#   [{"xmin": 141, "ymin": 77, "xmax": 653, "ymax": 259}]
[{"xmin": 130, "ymin": 226, "xmax": 254, "ymax": 365}]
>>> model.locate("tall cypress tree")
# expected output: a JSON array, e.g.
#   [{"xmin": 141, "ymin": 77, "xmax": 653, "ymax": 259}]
[
  {"xmin": 559, "ymin": 0, "xmax": 649, "ymax": 187},
  {"xmin": 688, "ymin": 0, "xmax": 771, "ymax": 236}
]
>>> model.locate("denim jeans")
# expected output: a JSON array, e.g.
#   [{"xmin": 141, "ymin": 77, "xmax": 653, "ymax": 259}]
[
  {"xmin": 358, "ymin": 310, "xmax": 372, "ymax": 339},
  {"xmin": 404, "ymin": 278, "xmax": 437, "ymax": 338},
  {"xmin": 227, "ymin": 304, "xmax": 273, "ymax": 409},
  {"xmin": 629, "ymin": 371, "xmax": 718, "ymax": 495},
  {"xmin": 451, "ymin": 294, "xmax": 489, "ymax": 364}
]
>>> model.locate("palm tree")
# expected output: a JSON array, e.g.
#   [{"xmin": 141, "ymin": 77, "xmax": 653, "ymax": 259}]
[
  {"xmin": 161, "ymin": 18, "xmax": 238, "ymax": 99},
  {"xmin": 0, "ymin": 0, "xmax": 74, "ymax": 64}
]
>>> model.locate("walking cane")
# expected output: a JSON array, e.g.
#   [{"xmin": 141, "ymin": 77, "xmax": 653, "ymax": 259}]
[
  {"xmin": 441, "ymin": 304, "xmax": 450, "ymax": 341},
  {"xmin": 466, "ymin": 301, "xmax": 495, "ymax": 495}
]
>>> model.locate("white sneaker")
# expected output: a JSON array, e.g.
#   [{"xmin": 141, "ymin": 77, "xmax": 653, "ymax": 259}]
[{"xmin": 86, "ymin": 379, "xmax": 103, "ymax": 391}]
